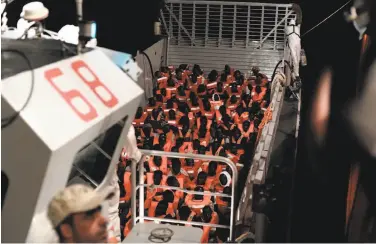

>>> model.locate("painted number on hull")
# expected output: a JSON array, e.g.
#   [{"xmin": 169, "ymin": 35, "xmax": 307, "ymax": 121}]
[{"xmin": 45, "ymin": 60, "xmax": 119, "ymax": 122}]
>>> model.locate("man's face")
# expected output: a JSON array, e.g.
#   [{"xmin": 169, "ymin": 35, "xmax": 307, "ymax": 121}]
[{"xmin": 71, "ymin": 207, "xmax": 108, "ymax": 243}]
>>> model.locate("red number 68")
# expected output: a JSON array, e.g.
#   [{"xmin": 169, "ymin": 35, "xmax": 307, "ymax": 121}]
[{"xmin": 45, "ymin": 60, "xmax": 119, "ymax": 122}]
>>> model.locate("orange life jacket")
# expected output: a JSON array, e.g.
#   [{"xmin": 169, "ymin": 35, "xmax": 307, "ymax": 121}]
[{"xmin": 185, "ymin": 194, "xmax": 212, "ymax": 215}]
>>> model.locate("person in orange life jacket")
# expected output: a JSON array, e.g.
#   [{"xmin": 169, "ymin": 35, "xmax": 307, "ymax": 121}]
[
  {"xmin": 200, "ymin": 98, "xmax": 213, "ymax": 119},
  {"xmin": 183, "ymin": 158, "xmax": 200, "ymax": 180},
  {"xmin": 252, "ymin": 85, "xmax": 266, "ymax": 103},
  {"xmin": 227, "ymin": 95, "xmax": 239, "ymax": 111},
  {"xmin": 197, "ymin": 83, "xmax": 208, "ymax": 99},
  {"xmin": 145, "ymin": 170, "xmax": 164, "ymax": 208},
  {"xmin": 211, "ymin": 93, "xmax": 223, "ymax": 111},
  {"xmin": 249, "ymin": 101, "xmax": 261, "ymax": 119},
  {"xmin": 224, "ymin": 64, "xmax": 231, "ymax": 77},
  {"xmin": 177, "ymin": 205, "xmax": 192, "ymax": 224},
  {"xmin": 239, "ymin": 120, "xmax": 253, "ymax": 139},
  {"xmin": 185, "ymin": 186, "xmax": 213, "ymax": 214},
  {"xmin": 201, "ymin": 206, "xmax": 219, "ymax": 243},
  {"xmin": 195, "ymin": 125, "xmax": 211, "ymax": 147},
  {"xmin": 160, "ymin": 88, "xmax": 171, "ymax": 101},
  {"xmin": 192, "ymin": 64, "xmax": 203, "ymax": 76},
  {"xmin": 163, "ymin": 99, "xmax": 177, "ymax": 116},
  {"xmin": 146, "ymin": 97, "xmax": 158, "ymax": 113},
  {"xmin": 227, "ymin": 82, "xmax": 242, "ymax": 98},
  {"xmin": 155, "ymin": 94, "xmax": 164, "ymax": 107},
  {"xmin": 188, "ymin": 92, "xmax": 201, "ymax": 114},
  {"xmin": 149, "ymin": 155, "xmax": 168, "ymax": 174},
  {"xmin": 176, "ymin": 85, "xmax": 188, "ymax": 102},
  {"xmin": 166, "ymin": 76, "xmax": 178, "ymax": 93},
  {"xmin": 175, "ymin": 68, "xmax": 183, "ymax": 81},
  {"xmin": 166, "ymin": 109, "xmax": 177, "ymax": 126},
  {"xmin": 166, "ymin": 176, "xmax": 184, "ymax": 201},
  {"xmin": 206, "ymin": 73, "xmax": 219, "ymax": 91},
  {"xmin": 133, "ymin": 107, "xmax": 147, "ymax": 127},
  {"xmin": 188, "ymin": 171, "xmax": 209, "ymax": 190},
  {"xmin": 210, "ymin": 81, "xmax": 225, "ymax": 98}
]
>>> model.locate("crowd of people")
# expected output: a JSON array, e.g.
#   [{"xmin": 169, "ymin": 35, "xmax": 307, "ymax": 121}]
[{"xmin": 118, "ymin": 64, "xmax": 272, "ymax": 243}]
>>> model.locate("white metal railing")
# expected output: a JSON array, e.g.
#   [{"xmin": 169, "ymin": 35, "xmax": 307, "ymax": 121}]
[
  {"xmin": 131, "ymin": 149, "xmax": 238, "ymax": 242},
  {"xmin": 161, "ymin": 0, "xmax": 294, "ymax": 50}
]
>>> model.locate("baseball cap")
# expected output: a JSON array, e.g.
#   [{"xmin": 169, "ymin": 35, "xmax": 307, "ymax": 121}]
[{"xmin": 47, "ymin": 184, "xmax": 114, "ymax": 228}]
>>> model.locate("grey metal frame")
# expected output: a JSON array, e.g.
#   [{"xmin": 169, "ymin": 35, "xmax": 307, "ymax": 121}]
[
  {"xmin": 160, "ymin": 0, "xmax": 295, "ymax": 78},
  {"xmin": 131, "ymin": 149, "xmax": 238, "ymax": 241}
]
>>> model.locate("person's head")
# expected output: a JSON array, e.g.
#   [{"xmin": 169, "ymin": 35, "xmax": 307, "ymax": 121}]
[
  {"xmin": 250, "ymin": 102, "xmax": 261, "ymax": 116},
  {"xmin": 220, "ymin": 73, "xmax": 227, "ymax": 82},
  {"xmin": 213, "ymin": 93, "xmax": 221, "ymax": 102},
  {"xmin": 178, "ymin": 206, "xmax": 191, "ymax": 221},
  {"xmin": 208, "ymin": 70, "xmax": 218, "ymax": 82},
  {"xmin": 191, "ymin": 74, "xmax": 198, "ymax": 84},
  {"xmin": 219, "ymin": 105, "xmax": 227, "ymax": 117},
  {"xmin": 193, "ymin": 186, "xmax": 204, "ymax": 201},
  {"xmin": 254, "ymin": 84, "xmax": 262, "ymax": 94},
  {"xmin": 252, "ymin": 66, "xmax": 260, "ymax": 76},
  {"xmin": 167, "ymin": 77, "xmax": 175, "ymax": 87},
  {"xmin": 48, "ymin": 184, "xmax": 113, "ymax": 243},
  {"xmin": 152, "ymin": 108, "xmax": 159, "ymax": 120},
  {"xmin": 185, "ymin": 158, "xmax": 194, "ymax": 167},
  {"xmin": 153, "ymin": 170, "xmax": 163, "ymax": 185},
  {"xmin": 162, "ymin": 190, "xmax": 175, "ymax": 203},
  {"xmin": 254, "ymin": 118, "xmax": 261, "ymax": 130},
  {"xmin": 202, "ymin": 98, "xmax": 211, "ymax": 111},
  {"xmin": 166, "ymin": 99, "xmax": 174, "ymax": 109},
  {"xmin": 135, "ymin": 107, "xmax": 143, "ymax": 118},
  {"xmin": 156, "ymin": 94, "xmax": 163, "ymax": 103},
  {"xmin": 155, "ymin": 200, "xmax": 169, "ymax": 217},
  {"xmin": 155, "ymin": 71, "xmax": 162, "ymax": 78},
  {"xmin": 168, "ymin": 109, "xmax": 176, "ymax": 121},
  {"xmin": 192, "ymin": 64, "xmax": 202, "ymax": 76},
  {"xmin": 148, "ymin": 97, "xmax": 156, "ymax": 107},
  {"xmin": 208, "ymin": 161, "xmax": 218, "ymax": 177},
  {"xmin": 171, "ymin": 158, "xmax": 181, "ymax": 175},
  {"xmin": 197, "ymin": 84, "xmax": 206, "ymax": 94},
  {"xmin": 153, "ymin": 156, "xmax": 162, "ymax": 167},
  {"xmin": 196, "ymin": 171, "xmax": 208, "ymax": 185},
  {"xmin": 234, "ymin": 70, "xmax": 241, "ymax": 79},
  {"xmin": 178, "ymin": 85, "xmax": 186, "ymax": 96},
  {"xmin": 202, "ymin": 206, "xmax": 213, "ymax": 223},
  {"xmin": 243, "ymin": 120, "xmax": 251, "ymax": 132},
  {"xmin": 198, "ymin": 145, "xmax": 206, "ymax": 155},
  {"xmin": 230, "ymin": 95, "xmax": 237, "ymax": 104},
  {"xmin": 255, "ymin": 77, "xmax": 262, "ymax": 86},
  {"xmin": 175, "ymin": 68, "xmax": 183, "ymax": 80},
  {"xmin": 166, "ymin": 176, "xmax": 180, "ymax": 188}
]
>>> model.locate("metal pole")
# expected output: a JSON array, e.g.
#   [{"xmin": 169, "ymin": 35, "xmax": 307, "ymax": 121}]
[
  {"xmin": 255, "ymin": 213, "xmax": 268, "ymax": 243},
  {"xmin": 131, "ymin": 159, "xmax": 137, "ymax": 227}
]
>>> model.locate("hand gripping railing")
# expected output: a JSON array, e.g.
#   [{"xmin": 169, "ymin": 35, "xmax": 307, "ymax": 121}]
[{"xmin": 131, "ymin": 150, "xmax": 238, "ymax": 241}]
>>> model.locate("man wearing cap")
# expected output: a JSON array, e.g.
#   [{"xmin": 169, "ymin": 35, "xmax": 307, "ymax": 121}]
[{"xmin": 48, "ymin": 184, "xmax": 114, "ymax": 243}]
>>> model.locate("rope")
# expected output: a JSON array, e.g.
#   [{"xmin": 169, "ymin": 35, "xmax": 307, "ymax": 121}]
[{"xmin": 302, "ymin": 0, "xmax": 352, "ymax": 37}]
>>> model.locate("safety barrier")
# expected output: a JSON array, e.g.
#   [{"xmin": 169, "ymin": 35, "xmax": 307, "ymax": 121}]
[{"xmin": 131, "ymin": 150, "xmax": 239, "ymax": 242}]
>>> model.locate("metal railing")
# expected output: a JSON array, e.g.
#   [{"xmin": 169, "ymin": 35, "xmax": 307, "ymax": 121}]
[
  {"xmin": 161, "ymin": 0, "xmax": 294, "ymax": 50},
  {"xmin": 131, "ymin": 149, "xmax": 238, "ymax": 241}
]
